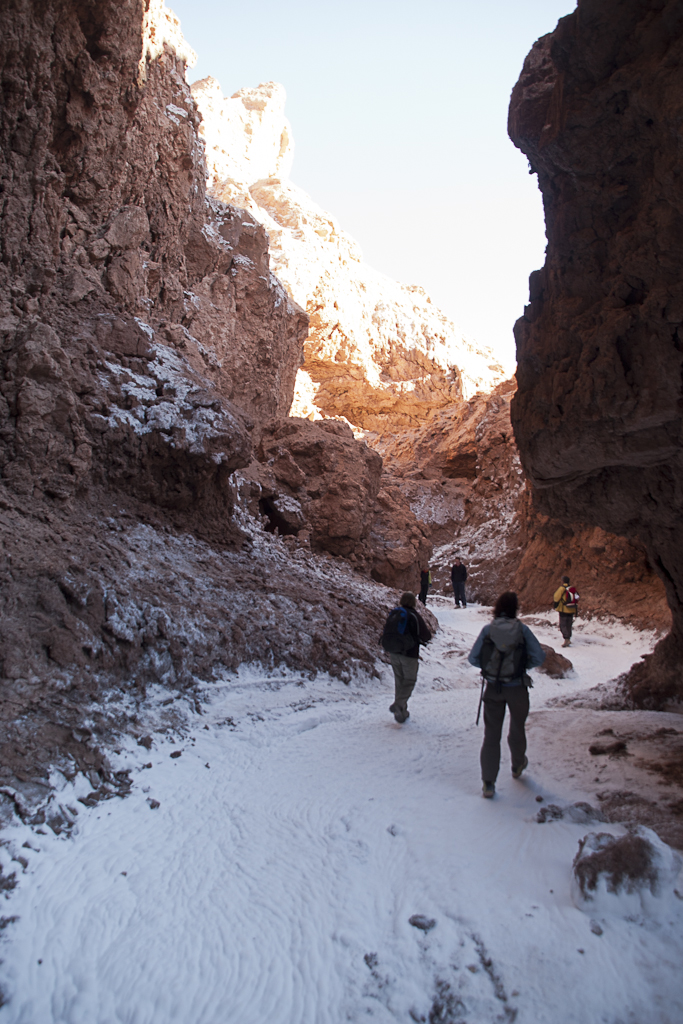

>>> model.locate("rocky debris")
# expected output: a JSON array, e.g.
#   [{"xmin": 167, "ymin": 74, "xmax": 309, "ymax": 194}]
[
  {"xmin": 571, "ymin": 828, "xmax": 682, "ymax": 917},
  {"xmin": 589, "ymin": 740, "xmax": 628, "ymax": 757},
  {"xmin": 537, "ymin": 802, "xmax": 606, "ymax": 825},
  {"xmin": 537, "ymin": 645, "xmax": 573, "ymax": 679},
  {"xmin": 375, "ymin": 380, "xmax": 670, "ymax": 630},
  {"xmin": 0, "ymin": 480, "xmax": 412, "ymax": 790},
  {"xmin": 508, "ymin": 0, "xmax": 683, "ymax": 706},
  {"xmin": 408, "ymin": 915, "xmax": 437, "ymax": 932},
  {"xmin": 191, "ymin": 77, "xmax": 505, "ymax": 431}
]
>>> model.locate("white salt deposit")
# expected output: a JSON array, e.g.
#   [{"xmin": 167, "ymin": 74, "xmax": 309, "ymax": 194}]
[{"xmin": 1, "ymin": 602, "xmax": 681, "ymax": 1023}]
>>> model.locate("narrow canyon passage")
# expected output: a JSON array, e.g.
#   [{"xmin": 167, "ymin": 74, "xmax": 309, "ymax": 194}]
[{"xmin": 2, "ymin": 605, "xmax": 681, "ymax": 1024}]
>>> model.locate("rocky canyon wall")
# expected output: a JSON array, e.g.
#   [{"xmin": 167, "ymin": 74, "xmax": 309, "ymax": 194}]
[
  {"xmin": 376, "ymin": 380, "xmax": 670, "ymax": 632},
  {"xmin": 191, "ymin": 76, "xmax": 506, "ymax": 433},
  {"xmin": 0, "ymin": 0, "xmax": 421, "ymax": 797},
  {"xmin": 509, "ymin": 0, "xmax": 683, "ymax": 706}
]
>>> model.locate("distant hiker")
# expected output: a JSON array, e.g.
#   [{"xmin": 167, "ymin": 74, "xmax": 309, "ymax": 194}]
[
  {"xmin": 468, "ymin": 591, "xmax": 545, "ymax": 798},
  {"xmin": 419, "ymin": 567, "xmax": 431, "ymax": 606},
  {"xmin": 552, "ymin": 575, "xmax": 580, "ymax": 647},
  {"xmin": 381, "ymin": 592, "xmax": 432, "ymax": 724},
  {"xmin": 451, "ymin": 558, "xmax": 467, "ymax": 607}
]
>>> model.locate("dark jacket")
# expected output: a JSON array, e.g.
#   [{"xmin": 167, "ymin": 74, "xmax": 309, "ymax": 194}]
[
  {"xmin": 451, "ymin": 562, "xmax": 467, "ymax": 583},
  {"xmin": 404, "ymin": 608, "xmax": 432, "ymax": 659}
]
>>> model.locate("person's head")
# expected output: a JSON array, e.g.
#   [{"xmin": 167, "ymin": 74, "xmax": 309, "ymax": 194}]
[
  {"xmin": 561, "ymin": 575, "xmax": 570, "ymax": 584},
  {"xmin": 400, "ymin": 591, "xmax": 417, "ymax": 608},
  {"xmin": 455, "ymin": 557, "xmax": 461, "ymax": 564},
  {"xmin": 493, "ymin": 591, "xmax": 518, "ymax": 619}
]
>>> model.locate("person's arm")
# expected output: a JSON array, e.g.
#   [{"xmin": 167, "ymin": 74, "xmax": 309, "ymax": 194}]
[
  {"xmin": 553, "ymin": 585, "xmax": 566, "ymax": 604},
  {"xmin": 521, "ymin": 624, "xmax": 546, "ymax": 669},
  {"xmin": 467, "ymin": 625, "xmax": 489, "ymax": 667},
  {"xmin": 463, "ymin": 566, "xmax": 468, "ymax": 580}
]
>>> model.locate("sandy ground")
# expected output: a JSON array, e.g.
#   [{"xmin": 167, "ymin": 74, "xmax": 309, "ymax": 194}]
[{"xmin": 0, "ymin": 601, "xmax": 681, "ymax": 1024}]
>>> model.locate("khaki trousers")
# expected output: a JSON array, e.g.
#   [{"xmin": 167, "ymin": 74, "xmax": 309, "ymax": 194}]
[
  {"xmin": 480, "ymin": 683, "xmax": 529, "ymax": 782},
  {"xmin": 389, "ymin": 653, "xmax": 419, "ymax": 712}
]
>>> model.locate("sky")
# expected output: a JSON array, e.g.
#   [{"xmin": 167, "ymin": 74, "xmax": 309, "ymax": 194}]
[{"xmin": 170, "ymin": 0, "xmax": 576, "ymax": 372}]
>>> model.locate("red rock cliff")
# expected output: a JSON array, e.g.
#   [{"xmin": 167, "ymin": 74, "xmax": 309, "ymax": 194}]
[{"xmin": 509, "ymin": 0, "xmax": 683, "ymax": 705}]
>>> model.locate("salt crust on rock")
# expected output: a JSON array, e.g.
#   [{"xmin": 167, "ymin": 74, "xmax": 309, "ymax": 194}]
[{"xmin": 572, "ymin": 827, "xmax": 682, "ymax": 918}]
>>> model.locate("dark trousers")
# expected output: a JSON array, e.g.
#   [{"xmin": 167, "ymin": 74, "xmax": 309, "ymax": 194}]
[
  {"xmin": 452, "ymin": 581, "xmax": 466, "ymax": 606},
  {"xmin": 559, "ymin": 612, "xmax": 575, "ymax": 639},
  {"xmin": 419, "ymin": 584, "xmax": 429, "ymax": 605},
  {"xmin": 480, "ymin": 683, "xmax": 529, "ymax": 782}
]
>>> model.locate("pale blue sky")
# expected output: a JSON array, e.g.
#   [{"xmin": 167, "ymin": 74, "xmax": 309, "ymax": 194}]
[{"xmin": 170, "ymin": 0, "xmax": 575, "ymax": 370}]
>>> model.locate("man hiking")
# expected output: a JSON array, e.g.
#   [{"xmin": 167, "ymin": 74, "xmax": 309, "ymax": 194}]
[
  {"xmin": 419, "ymin": 567, "xmax": 431, "ymax": 606},
  {"xmin": 553, "ymin": 575, "xmax": 580, "ymax": 647},
  {"xmin": 381, "ymin": 592, "xmax": 432, "ymax": 724},
  {"xmin": 451, "ymin": 558, "xmax": 467, "ymax": 608},
  {"xmin": 468, "ymin": 591, "xmax": 545, "ymax": 798}
]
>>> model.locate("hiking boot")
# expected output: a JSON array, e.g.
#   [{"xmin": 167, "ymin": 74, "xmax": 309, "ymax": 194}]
[
  {"xmin": 512, "ymin": 755, "xmax": 528, "ymax": 779},
  {"xmin": 562, "ymin": 638, "xmax": 571, "ymax": 648},
  {"xmin": 482, "ymin": 781, "xmax": 495, "ymax": 798},
  {"xmin": 389, "ymin": 703, "xmax": 397, "ymax": 714},
  {"xmin": 394, "ymin": 708, "xmax": 409, "ymax": 723}
]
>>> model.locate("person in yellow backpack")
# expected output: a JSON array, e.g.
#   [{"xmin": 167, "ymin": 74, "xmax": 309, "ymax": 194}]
[{"xmin": 553, "ymin": 575, "xmax": 580, "ymax": 647}]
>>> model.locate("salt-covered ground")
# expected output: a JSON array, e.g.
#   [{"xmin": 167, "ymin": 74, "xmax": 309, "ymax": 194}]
[{"xmin": 1, "ymin": 602, "xmax": 682, "ymax": 1024}]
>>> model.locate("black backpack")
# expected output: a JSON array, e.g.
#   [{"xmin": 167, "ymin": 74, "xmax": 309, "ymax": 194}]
[
  {"xmin": 381, "ymin": 606, "xmax": 415, "ymax": 655},
  {"xmin": 479, "ymin": 632, "xmax": 527, "ymax": 687}
]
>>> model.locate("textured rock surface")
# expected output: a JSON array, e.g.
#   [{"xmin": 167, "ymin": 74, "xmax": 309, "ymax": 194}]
[
  {"xmin": 376, "ymin": 382, "xmax": 670, "ymax": 630},
  {"xmin": 191, "ymin": 77, "xmax": 505, "ymax": 431},
  {"xmin": 0, "ymin": 0, "xmax": 400, "ymax": 791},
  {"xmin": 242, "ymin": 417, "xmax": 432, "ymax": 588},
  {"xmin": 509, "ymin": 0, "xmax": 683, "ymax": 705}
]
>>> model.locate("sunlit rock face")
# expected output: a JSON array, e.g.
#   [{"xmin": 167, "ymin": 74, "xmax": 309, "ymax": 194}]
[
  {"xmin": 509, "ymin": 0, "xmax": 683, "ymax": 706},
  {"xmin": 191, "ymin": 77, "xmax": 505, "ymax": 432},
  {"xmin": 376, "ymin": 381, "xmax": 670, "ymax": 631}
]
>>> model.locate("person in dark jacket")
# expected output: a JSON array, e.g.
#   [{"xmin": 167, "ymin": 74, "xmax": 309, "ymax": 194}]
[
  {"xmin": 468, "ymin": 591, "xmax": 545, "ymax": 798},
  {"xmin": 419, "ymin": 567, "xmax": 431, "ymax": 606},
  {"xmin": 451, "ymin": 558, "xmax": 467, "ymax": 607},
  {"xmin": 387, "ymin": 592, "xmax": 432, "ymax": 723}
]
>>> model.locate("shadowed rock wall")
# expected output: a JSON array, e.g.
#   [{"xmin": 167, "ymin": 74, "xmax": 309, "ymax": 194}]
[
  {"xmin": 0, "ymin": 0, "xmax": 409, "ymax": 797},
  {"xmin": 509, "ymin": 0, "xmax": 683, "ymax": 705}
]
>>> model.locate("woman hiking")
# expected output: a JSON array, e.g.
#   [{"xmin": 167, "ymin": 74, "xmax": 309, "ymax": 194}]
[{"xmin": 468, "ymin": 592, "xmax": 545, "ymax": 798}]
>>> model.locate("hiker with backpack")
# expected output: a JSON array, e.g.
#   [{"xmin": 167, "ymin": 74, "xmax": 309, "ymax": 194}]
[
  {"xmin": 380, "ymin": 592, "xmax": 432, "ymax": 724},
  {"xmin": 468, "ymin": 591, "xmax": 545, "ymax": 798},
  {"xmin": 553, "ymin": 575, "xmax": 580, "ymax": 647},
  {"xmin": 419, "ymin": 567, "xmax": 431, "ymax": 606},
  {"xmin": 451, "ymin": 558, "xmax": 467, "ymax": 608}
]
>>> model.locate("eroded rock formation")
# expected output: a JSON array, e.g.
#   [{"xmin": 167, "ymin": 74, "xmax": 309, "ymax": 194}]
[
  {"xmin": 0, "ymin": 0, "xmax": 411, "ymax": 793},
  {"xmin": 377, "ymin": 381, "xmax": 670, "ymax": 631},
  {"xmin": 191, "ymin": 76, "xmax": 505, "ymax": 431},
  {"xmin": 509, "ymin": 0, "xmax": 683, "ymax": 705},
  {"xmin": 243, "ymin": 418, "xmax": 431, "ymax": 586}
]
